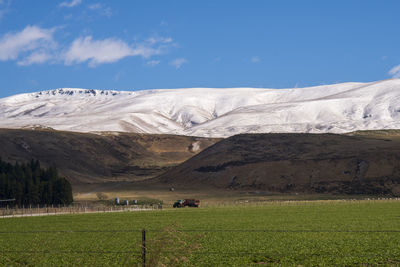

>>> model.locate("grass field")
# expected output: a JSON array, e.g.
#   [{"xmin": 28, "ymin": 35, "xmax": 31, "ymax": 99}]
[{"xmin": 1, "ymin": 200, "xmax": 400, "ymax": 266}]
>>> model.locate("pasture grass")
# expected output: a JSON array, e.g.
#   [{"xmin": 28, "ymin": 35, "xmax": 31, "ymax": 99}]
[{"xmin": 1, "ymin": 199, "xmax": 400, "ymax": 266}]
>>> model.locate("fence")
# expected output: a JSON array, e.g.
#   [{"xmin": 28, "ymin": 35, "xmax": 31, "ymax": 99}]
[
  {"xmin": 2, "ymin": 198, "xmax": 398, "ymax": 217},
  {"xmin": 198, "ymin": 197, "xmax": 400, "ymax": 208},
  {"xmin": 0, "ymin": 204, "xmax": 162, "ymax": 218}
]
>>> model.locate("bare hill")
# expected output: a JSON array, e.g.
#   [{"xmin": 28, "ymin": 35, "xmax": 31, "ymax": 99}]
[
  {"xmin": 0, "ymin": 129, "xmax": 218, "ymax": 185},
  {"xmin": 157, "ymin": 131, "xmax": 400, "ymax": 195}
]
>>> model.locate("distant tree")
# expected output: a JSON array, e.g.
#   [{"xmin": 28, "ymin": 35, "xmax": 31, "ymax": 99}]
[{"xmin": 0, "ymin": 159, "xmax": 73, "ymax": 205}]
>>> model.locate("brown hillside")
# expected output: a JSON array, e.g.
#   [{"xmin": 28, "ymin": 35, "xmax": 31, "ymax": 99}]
[
  {"xmin": 157, "ymin": 132, "xmax": 400, "ymax": 195},
  {"xmin": 0, "ymin": 129, "xmax": 219, "ymax": 185}
]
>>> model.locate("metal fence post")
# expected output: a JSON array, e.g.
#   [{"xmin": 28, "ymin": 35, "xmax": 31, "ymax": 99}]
[{"xmin": 142, "ymin": 229, "xmax": 146, "ymax": 267}]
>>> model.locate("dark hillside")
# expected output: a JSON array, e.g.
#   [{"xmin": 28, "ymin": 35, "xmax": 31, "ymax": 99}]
[
  {"xmin": 0, "ymin": 129, "xmax": 219, "ymax": 186},
  {"xmin": 157, "ymin": 131, "xmax": 400, "ymax": 195}
]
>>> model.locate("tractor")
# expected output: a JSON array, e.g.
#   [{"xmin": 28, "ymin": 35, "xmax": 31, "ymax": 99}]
[{"xmin": 173, "ymin": 199, "xmax": 200, "ymax": 208}]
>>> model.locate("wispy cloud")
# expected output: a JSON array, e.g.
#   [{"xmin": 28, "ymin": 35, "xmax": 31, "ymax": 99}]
[
  {"xmin": 0, "ymin": 0, "xmax": 12, "ymax": 20},
  {"xmin": 146, "ymin": 37, "xmax": 172, "ymax": 45},
  {"xmin": 132, "ymin": 37, "xmax": 172, "ymax": 58},
  {"xmin": 0, "ymin": 0, "xmax": 10, "ymax": 6},
  {"xmin": 169, "ymin": 58, "xmax": 187, "ymax": 69},
  {"xmin": 0, "ymin": 25, "xmax": 56, "ymax": 64},
  {"xmin": 0, "ymin": 8, "xmax": 7, "ymax": 19},
  {"xmin": 146, "ymin": 60, "xmax": 160, "ymax": 66},
  {"xmin": 251, "ymin": 56, "xmax": 260, "ymax": 63},
  {"xmin": 0, "ymin": 25, "xmax": 176, "ymax": 67},
  {"xmin": 389, "ymin": 65, "xmax": 400, "ymax": 78},
  {"xmin": 17, "ymin": 50, "xmax": 53, "ymax": 66},
  {"xmin": 114, "ymin": 71, "xmax": 124, "ymax": 82},
  {"xmin": 88, "ymin": 3, "xmax": 101, "ymax": 9},
  {"xmin": 88, "ymin": 3, "xmax": 112, "ymax": 17},
  {"xmin": 59, "ymin": 0, "xmax": 82, "ymax": 8}
]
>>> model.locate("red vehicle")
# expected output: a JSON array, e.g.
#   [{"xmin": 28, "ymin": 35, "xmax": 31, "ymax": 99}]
[{"xmin": 173, "ymin": 199, "xmax": 200, "ymax": 208}]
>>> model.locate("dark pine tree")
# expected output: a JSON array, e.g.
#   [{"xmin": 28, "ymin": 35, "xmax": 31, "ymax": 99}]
[{"xmin": 0, "ymin": 159, "xmax": 73, "ymax": 205}]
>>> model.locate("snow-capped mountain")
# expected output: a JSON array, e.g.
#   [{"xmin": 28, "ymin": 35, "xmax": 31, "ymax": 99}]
[{"xmin": 1, "ymin": 79, "xmax": 400, "ymax": 137}]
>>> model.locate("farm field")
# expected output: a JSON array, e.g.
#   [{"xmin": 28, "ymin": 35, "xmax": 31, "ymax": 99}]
[{"xmin": 1, "ymin": 200, "xmax": 400, "ymax": 266}]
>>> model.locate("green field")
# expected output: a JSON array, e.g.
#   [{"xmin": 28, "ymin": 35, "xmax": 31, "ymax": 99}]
[{"xmin": 1, "ymin": 200, "xmax": 400, "ymax": 266}]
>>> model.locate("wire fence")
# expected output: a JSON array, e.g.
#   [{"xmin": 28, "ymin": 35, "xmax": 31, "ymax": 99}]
[
  {"xmin": 198, "ymin": 197, "xmax": 400, "ymax": 208},
  {"xmin": 1, "ymin": 197, "xmax": 399, "ymax": 218},
  {"xmin": 2, "ymin": 229, "xmax": 400, "ymax": 233},
  {"xmin": 0, "ymin": 204, "xmax": 162, "ymax": 218}
]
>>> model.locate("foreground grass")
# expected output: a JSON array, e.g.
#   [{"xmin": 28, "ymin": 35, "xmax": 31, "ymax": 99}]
[{"xmin": 1, "ymin": 200, "xmax": 400, "ymax": 266}]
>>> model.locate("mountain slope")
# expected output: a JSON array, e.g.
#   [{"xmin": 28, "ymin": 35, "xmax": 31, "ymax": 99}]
[
  {"xmin": 0, "ymin": 129, "xmax": 218, "ymax": 185},
  {"xmin": 1, "ymin": 79, "xmax": 400, "ymax": 137},
  {"xmin": 156, "ymin": 131, "xmax": 400, "ymax": 195}
]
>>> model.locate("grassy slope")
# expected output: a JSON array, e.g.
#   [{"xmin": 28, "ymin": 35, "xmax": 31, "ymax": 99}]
[
  {"xmin": 0, "ymin": 200, "xmax": 399, "ymax": 266},
  {"xmin": 157, "ymin": 131, "xmax": 400, "ymax": 195}
]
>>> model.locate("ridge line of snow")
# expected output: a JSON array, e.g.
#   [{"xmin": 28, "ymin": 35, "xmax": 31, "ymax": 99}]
[{"xmin": 1, "ymin": 79, "xmax": 400, "ymax": 137}]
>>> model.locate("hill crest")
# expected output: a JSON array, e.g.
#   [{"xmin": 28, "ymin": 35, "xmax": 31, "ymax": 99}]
[{"xmin": 1, "ymin": 79, "xmax": 400, "ymax": 137}]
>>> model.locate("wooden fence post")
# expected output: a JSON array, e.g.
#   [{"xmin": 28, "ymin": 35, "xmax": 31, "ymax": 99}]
[{"xmin": 142, "ymin": 229, "xmax": 146, "ymax": 267}]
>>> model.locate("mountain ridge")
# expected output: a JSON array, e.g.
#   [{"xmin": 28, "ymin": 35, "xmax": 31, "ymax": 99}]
[{"xmin": 1, "ymin": 79, "xmax": 400, "ymax": 137}]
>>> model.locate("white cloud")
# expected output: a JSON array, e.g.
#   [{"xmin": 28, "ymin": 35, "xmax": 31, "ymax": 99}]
[
  {"xmin": 169, "ymin": 58, "xmax": 187, "ymax": 69},
  {"xmin": 59, "ymin": 0, "xmax": 82, "ymax": 8},
  {"xmin": 63, "ymin": 36, "xmax": 167, "ymax": 67},
  {"xmin": 146, "ymin": 60, "xmax": 160, "ymax": 66},
  {"xmin": 389, "ymin": 65, "xmax": 400, "ymax": 78},
  {"xmin": 17, "ymin": 51, "xmax": 53, "ymax": 66},
  {"xmin": 0, "ymin": 24, "xmax": 175, "ymax": 67},
  {"xmin": 131, "ymin": 44, "xmax": 162, "ymax": 58},
  {"xmin": 64, "ymin": 36, "xmax": 134, "ymax": 67},
  {"xmin": 0, "ymin": 25, "xmax": 56, "ymax": 64},
  {"xmin": 251, "ymin": 56, "xmax": 260, "ymax": 63}
]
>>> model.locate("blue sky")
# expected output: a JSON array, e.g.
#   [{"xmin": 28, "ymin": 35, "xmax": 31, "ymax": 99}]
[{"xmin": 0, "ymin": 0, "xmax": 399, "ymax": 98}]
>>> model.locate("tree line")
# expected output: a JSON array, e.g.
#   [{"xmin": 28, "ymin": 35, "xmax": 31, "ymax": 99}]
[{"xmin": 0, "ymin": 159, "xmax": 73, "ymax": 206}]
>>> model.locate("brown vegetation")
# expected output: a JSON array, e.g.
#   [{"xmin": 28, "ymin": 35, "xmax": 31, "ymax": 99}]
[
  {"xmin": 157, "ymin": 131, "xmax": 400, "ymax": 195},
  {"xmin": 0, "ymin": 129, "xmax": 219, "ymax": 188}
]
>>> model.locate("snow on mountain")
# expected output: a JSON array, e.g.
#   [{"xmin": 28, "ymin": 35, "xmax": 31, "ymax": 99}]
[{"xmin": 1, "ymin": 79, "xmax": 400, "ymax": 137}]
